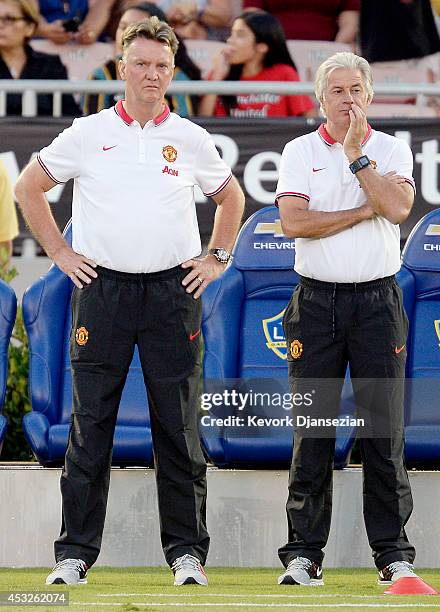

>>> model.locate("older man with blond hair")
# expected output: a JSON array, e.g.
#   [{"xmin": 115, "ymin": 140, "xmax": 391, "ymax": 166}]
[{"xmin": 16, "ymin": 16, "xmax": 244, "ymax": 587}]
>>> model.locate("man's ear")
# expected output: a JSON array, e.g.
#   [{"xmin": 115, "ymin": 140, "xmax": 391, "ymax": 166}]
[{"xmin": 118, "ymin": 58, "xmax": 126, "ymax": 80}]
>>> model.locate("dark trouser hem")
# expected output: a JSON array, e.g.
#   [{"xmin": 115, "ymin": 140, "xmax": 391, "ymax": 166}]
[
  {"xmin": 278, "ymin": 550, "xmax": 324, "ymax": 568},
  {"xmin": 167, "ymin": 546, "xmax": 207, "ymax": 567},
  {"xmin": 374, "ymin": 549, "xmax": 416, "ymax": 571},
  {"xmin": 54, "ymin": 548, "xmax": 96, "ymax": 568}
]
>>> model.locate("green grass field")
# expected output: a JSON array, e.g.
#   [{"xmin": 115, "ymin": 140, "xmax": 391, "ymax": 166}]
[{"xmin": 1, "ymin": 568, "xmax": 440, "ymax": 612}]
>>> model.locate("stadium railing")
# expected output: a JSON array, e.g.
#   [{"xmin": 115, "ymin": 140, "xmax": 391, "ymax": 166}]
[{"xmin": 1, "ymin": 79, "xmax": 440, "ymax": 117}]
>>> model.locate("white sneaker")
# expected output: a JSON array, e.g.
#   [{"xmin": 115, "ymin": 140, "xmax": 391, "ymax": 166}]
[
  {"xmin": 46, "ymin": 559, "xmax": 88, "ymax": 585},
  {"xmin": 172, "ymin": 554, "xmax": 208, "ymax": 586},
  {"xmin": 378, "ymin": 560, "xmax": 418, "ymax": 585},
  {"xmin": 278, "ymin": 556, "xmax": 324, "ymax": 586}
]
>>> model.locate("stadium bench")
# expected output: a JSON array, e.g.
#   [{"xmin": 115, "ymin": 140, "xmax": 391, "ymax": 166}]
[
  {"xmin": 22, "ymin": 222, "xmax": 153, "ymax": 466},
  {"xmin": 201, "ymin": 205, "xmax": 356, "ymax": 469},
  {"xmin": 397, "ymin": 208, "xmax": 440, "ymax": 463},
  {"xmin": 0, "ymin": 280, "xmax": 17, "ymax": 454}
]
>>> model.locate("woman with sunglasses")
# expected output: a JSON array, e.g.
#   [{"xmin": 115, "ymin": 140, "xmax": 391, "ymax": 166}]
[{"xmin": 0, "ymin": 0, "xmax": 79, "ymax": 115}]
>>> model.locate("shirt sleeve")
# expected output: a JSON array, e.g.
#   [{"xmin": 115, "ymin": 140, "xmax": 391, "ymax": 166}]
[
  {"xmin": 386, "ymin": 138, "xmax": 416, "ymax": 193},
  {"xmin": 275, "ymin": 138, "xmax": 311, "ymax": 205},
  {"xmin": 194, "ymin": 131, "xmax": 232, "ymax": 196},
  {"xmin": 0, "ymin": 161, "xmax": 19, "ymax": 242},
  {"xmin": 37, "ymin": 118, "xmax": 82, "ymax": 184}
]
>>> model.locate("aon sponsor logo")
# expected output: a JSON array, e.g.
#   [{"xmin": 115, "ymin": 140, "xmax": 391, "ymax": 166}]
[{"xmin": 162, "ymin": 165, "xmax": 178, "ymax": 176}]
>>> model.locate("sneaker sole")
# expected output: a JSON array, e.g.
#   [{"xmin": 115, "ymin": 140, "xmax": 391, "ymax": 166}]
[
  {"xmin": 47, "ymin": 578, "xmax": 87, "ymax": 585},
  {"xmin": 174, "ymin": 578, "xmax": 208, "ymax": 586},
  {"xmin": 377, "ymin": 576, "xmax": 418, "ymax": 586},
  {"xmin": 278, "ymin": 576, "xmax": 324, "ymax": 586}
]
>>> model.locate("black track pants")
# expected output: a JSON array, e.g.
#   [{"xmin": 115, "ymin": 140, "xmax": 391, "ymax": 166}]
[
  {"xmin": 54, "ymin": 265, "xmax": 209, "ymax": 567},
  {"xmin": 278, "ymin": 275, "xmax": 415, "ymax": 570}
]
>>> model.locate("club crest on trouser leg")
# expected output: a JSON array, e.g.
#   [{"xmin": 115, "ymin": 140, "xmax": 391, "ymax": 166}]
[
  {"xmin": 290, "ymin": 339, "xmax": 303, "ymax": 360},
  {"xmin": 75, "ymin": 326, "xmax": 89, "ymax": 346}
]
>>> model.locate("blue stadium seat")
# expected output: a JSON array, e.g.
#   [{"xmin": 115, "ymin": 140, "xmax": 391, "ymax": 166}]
[
  {"xmin": 397, "ymin": 208, "xmax": 440, "ymax": 463},
  {"xmin": 201, "ymin": 205, "xmax": 356, "ymax": 469},
  {"xmin": 0, "ymin": 280, "xmax": 17, "ymax": 454},
  {"xmin": 22, "ymin": 222, "xmax": 153, "ymax": 466}
]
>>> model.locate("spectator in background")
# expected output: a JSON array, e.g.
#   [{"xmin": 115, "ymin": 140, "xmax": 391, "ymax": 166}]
[
  {"xmin": 0, "ymin": 0, "xmax": 80, "ymax": 115},
  {"xmin": 242, "ymin": 0, "xmax": 359, "ymax": 44},
  {"xmin": 83, "ymin": 2, "xmax": 201, "ymax": 116},
  {"xmin": 36, "ymin": 0, "xmax": 117, "ymax": 45},
  {"xmin": 0, "ymin": 160, "xmax": 19, "ymax": 267},
  {"xmin": 199, "ymin": 10, "xmax": 315, "ymax": 118},
  {"xmin": 360, "ymin": 0, "xmax": 440, "ymax": 63},
  {"xmin": 163, "ymin": 0, "xmax": 235, "ymax": 41}
]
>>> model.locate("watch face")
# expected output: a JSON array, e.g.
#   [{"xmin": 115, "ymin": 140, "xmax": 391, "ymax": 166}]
[
  {"xmin": 218, "ymin": 248, "xmax": 228, "ymax": 259},
  {"xmin": 211, "ymin": 248, "xmax": 230, "ymax": 263}
]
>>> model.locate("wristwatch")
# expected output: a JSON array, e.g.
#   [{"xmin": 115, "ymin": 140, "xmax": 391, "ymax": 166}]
[
  {"xmin": 208, "ymin": 247, "xmax": 231, "ymax": 265},
  {"xmin": 349, "ymin": 155, "xmax": 371, "ymax": 174}
]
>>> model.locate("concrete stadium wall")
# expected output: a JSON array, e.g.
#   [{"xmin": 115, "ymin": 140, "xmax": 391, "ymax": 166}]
[{"xmin": 0, "ymin": 466, "xmax": 438, "ymax": 569}]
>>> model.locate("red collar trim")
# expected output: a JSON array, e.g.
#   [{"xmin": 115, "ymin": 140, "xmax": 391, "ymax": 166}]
[
  {"xmin": 114, "ymin": 100, "xmax": 170, "ymax": 126},
  {"xmin": 318, "ymin": 123, "xmax": 373, "ymax": 146},
  {"xmin": 114, "ymin": 100, "xmax": 133, "ymax": 125},
  {"xmin": 362, "ymin": 124, "xmax": 373, "ymax": 145},
  {"xmin": 318, "ymin": 123, "xmax": 337, "ymax": 145},
  {"xmin": 154, "ymin": 104, "xmax": 170, "ymax": 125}
]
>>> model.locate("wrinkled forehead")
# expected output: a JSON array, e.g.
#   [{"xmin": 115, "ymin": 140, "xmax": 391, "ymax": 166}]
[
  {"xmin": 326, "ymin": 68, "xmax": 365, "ymax": 91},
  {"xmin": 0, "ymin": 0, "xmax": 23, "ymax": 15},
  {"xmin": 124, "ymin": 36, "xmax": 174, "ymax": 62}
]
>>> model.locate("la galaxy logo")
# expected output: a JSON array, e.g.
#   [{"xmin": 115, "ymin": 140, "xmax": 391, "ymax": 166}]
[
  {"xmin": 262, "ymin": 310, "xmax": 287, "ymax": 360},
  {"xmin": 435, "ymin": 320, "xmax": 440, "ymax": 347},
  {"xmin": 162, "ymin": 145, "xmax": 177, "ymax": 163}
]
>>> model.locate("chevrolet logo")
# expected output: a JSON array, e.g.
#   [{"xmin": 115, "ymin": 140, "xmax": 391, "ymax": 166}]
[
  {"xmin": 425, "ymin": 224, "xmax": 440, "ymax": 236},
  {"xmin": 254, "ymin": 220, "xmax": 284, "ymax": 238}
]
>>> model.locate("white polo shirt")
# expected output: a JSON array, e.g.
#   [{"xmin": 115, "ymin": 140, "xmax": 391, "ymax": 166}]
[
  {"xmin": 276, "ymin": 124, "xmax": 415, "ymax": 283},
  {"xmin": 38, "ymin": 101, "xmax": 232, "ymax": 273}
]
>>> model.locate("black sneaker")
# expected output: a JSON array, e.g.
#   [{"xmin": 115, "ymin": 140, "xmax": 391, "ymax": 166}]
[
  {"xmin": 378, "ymin": 561, "xmax": 418, "ymax": 585},
  {"xmin": 46, "ymin": 559, "xmax": 88, "ymax": 585},
  {"xmin": 278, "ymin": 556, "xmax": 324, "ymax": 586}
]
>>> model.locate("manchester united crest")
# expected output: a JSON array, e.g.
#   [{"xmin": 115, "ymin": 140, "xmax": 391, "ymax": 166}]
[
  {"xmin": 75, "ymin": 326, "xmax": 89, "ymax": 346},
  {"xmin": 290, "ymin": 339, "xmax": 303, "ymax": 359},
  {"xmin": 162, "ymin": 145, "xmax": 177, "ymax": 163}
]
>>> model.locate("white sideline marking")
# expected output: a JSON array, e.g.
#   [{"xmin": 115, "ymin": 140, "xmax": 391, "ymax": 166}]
[
  {"xmin": 96, "ymin": 592, "xmax": 433, "ymax": 599},
  {"xmin": 76, "ymin": 602, "xmax": 440, "ymax": 608}
]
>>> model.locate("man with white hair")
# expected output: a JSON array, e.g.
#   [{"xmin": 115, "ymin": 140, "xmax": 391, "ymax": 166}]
[{"xmin": 276, "ymin": 52, "xmax": 417, "ymax": 586}]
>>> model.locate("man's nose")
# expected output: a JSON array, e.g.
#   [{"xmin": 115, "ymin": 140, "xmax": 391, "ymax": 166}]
[
  {"xmin": 145, "ymin": 66, "xmax": 159, "ymax": 79},
  {"xmin": 343, "ymin": 90, "xmax": 354, "ymax": 103}
]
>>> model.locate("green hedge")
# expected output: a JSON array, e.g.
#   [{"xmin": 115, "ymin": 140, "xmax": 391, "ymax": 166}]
[{"xmin": 0, "ymin": 255, "xmax": 33, "ymax": 461}]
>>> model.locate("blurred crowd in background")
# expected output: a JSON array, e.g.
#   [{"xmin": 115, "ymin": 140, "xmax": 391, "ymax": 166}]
[{"xmin": 1, "ymin": 0, "xmax": 440, "ymax": 119}]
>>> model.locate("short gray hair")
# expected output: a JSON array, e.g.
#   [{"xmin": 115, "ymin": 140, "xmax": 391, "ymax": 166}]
[
  {"xmin": 121, "ymin": 16, "xmax": 179, "ymax": 59},
  {"xmin": 314, "ymin": 52, "xmax": 374, "ymax": 106}
]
